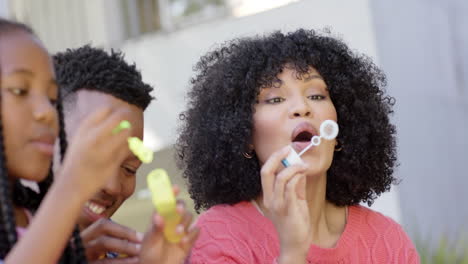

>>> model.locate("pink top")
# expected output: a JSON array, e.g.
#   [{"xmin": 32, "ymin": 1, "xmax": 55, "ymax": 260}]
[{"xmin": 189, "ymin": 202, "xmax": 419, "ymax": 264}]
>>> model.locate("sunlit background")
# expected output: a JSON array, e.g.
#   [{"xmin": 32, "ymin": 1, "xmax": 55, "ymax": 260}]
[{"xmin": 1, "ymin": 0, "xmax": 467, "ymax": 261}]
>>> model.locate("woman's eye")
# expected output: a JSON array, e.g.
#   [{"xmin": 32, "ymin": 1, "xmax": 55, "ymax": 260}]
[
  {"xmin": 308, "ymin": 95, "xmax": 325, "ymax": 100},
  {"xmin": 49, "ymin": 98, "xmax": 58, "ymax": 107},
  {"xmin": 9, "ymin": 87, "xmax": 28, "ymax": 96},
  {"xmin": 265, "ymin": 97, "xmax": 285, "ymax": 104}
]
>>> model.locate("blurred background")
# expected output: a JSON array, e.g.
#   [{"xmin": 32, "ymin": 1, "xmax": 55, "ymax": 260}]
[{"xmin": 1, "ymin": 0, "xmax": 467, "ymax": 261}]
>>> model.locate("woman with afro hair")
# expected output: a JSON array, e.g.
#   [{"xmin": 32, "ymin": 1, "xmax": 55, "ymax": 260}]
[{"xmin": 177, "ymin": 29, "xmax": 420, "ymax": 263}]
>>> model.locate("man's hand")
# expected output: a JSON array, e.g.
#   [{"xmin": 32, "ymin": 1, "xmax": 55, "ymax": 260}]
[
  {"xmin": 81, "ymin": 218, "xmax": 143, "ymax": 263},
  {"xmin": 138, "ymin": 202, "xmax": 200, "ymax": 264}
]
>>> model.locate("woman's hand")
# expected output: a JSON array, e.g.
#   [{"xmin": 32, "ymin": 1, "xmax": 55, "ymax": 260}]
[{"xmin": 260, "ymin": 146, "xmax": 311, "ymax": 264}]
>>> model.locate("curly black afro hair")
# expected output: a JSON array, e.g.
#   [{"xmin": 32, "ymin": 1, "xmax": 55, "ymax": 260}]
[
  {"xmin": 176, "ymin": 29, "xmax": 397, "ymax": 212},
  {"xmin": 53, "ymin": 45, "xmax": 154, "ymax": 110}
]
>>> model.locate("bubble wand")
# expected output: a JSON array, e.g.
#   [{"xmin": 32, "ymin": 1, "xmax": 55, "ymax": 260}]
[
  {"xmin": 114, "ymin": 121, "xmax": 181, "ymax": 243},
  {"xmin": 113, "ymin": 120, "xmax": 154, "ymax": 164},
  {"xmin": 281, "ymin": 120, "xmax": 339, "ymax": 167}
]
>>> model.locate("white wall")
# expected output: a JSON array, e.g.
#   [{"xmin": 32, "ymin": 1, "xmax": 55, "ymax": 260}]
[
  {"xmin": 0, "ymin": 0, "xmax": 9, "ymax": 17},
  {"xmin": 121, "ymin": 0, "xmax": 379, "ymax": 150},
  {"xmin": 4, "ymin": 0, "xmax": 126, "ymax": 52},
  {"xmin": 371, "ymin": 0, "xmax": 468, "ymax": 243}
]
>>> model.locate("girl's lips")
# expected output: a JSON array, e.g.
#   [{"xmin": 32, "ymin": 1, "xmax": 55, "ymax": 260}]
[{"xmin": 30, "ymin": 141, "xmax": 55, "ymax": 156}]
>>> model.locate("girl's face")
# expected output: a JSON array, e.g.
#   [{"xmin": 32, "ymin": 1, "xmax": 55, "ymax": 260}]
[
  {"xmin": 252, "ymin": 67, "xmax": 337, "ymax": 177},
  {"xmin": 0, "ymin": 31, "xmax": 59, "ymax": 182}
]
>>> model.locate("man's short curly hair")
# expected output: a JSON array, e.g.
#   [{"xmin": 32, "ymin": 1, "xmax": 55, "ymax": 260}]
[
  {"xmin": 176, "ymin": 29, "xmax": 397, "ymax": 212},
  {"xmin": 53, "ymin": 45, "xmax": 154, "ymax": 110}
]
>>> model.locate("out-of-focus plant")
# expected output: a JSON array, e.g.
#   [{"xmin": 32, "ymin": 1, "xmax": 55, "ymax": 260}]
[{"xmin": 415, "ymin": 233, "xmax": 468, "ymax": 264}]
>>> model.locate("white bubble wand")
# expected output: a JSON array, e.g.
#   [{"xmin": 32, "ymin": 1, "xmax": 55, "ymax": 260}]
[{"xmin": 281, "ymin": 120, "xmax": 339, "ymax": 167}]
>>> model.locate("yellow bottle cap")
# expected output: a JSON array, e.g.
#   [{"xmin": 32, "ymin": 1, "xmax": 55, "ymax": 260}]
[
  {"xmin": 147, "ymin": 169, "xmax": 182, "ymax": 243},
  {"xmin": 112, "ymin": 120, "xmax": 132, "ymax": 134},
  {"xmin": 128, "ymin": 137, "xmax": 153, "ymax": 164}
]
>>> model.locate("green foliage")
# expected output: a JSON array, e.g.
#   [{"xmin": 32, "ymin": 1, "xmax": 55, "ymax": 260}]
[{"xmin": 415, "ymin": 234, "xmax": 468, "ymax": 264}]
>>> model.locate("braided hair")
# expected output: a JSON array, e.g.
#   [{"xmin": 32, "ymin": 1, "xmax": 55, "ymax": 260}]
[{"xmin": 0, "ymin": 18, "xmax": 87, "ymax": 263}]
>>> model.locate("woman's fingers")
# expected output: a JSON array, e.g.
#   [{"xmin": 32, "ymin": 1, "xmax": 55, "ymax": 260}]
[
  {"xmin": 285, "ymin": 173, "xmax": 305, "ymax": 205},
  {"xmin": 260, "ymin": 146, "xmax": 291, "ymax": 203},
  {"xmin": 271, "ymin": 165, "xmax": 306, "ymax": 211}
]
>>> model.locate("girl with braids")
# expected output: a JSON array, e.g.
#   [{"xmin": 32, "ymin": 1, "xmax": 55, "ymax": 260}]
[
  {"xmin": 177, "ymin": 29, "xmax": 420, "ymax": 263},
  {"xmin": 0, "ymin": 18, "xmax": 134, "ymax": 263}
]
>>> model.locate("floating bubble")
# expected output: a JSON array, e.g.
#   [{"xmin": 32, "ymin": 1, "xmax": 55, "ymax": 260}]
[{"xmin": 320, "ymin": 120, "xmax": 339, "ymax": 140}]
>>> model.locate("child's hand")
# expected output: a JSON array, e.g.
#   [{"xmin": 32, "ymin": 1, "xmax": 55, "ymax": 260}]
[
  {"xmin": 138, "ymin": 200, "xmax": 200, "ymax": 264},
  {"xmin": 58, "ymin": 107, "xmax": 132, "ymax": 201},
  {"xmin": 81, "ymin": 218, "xmax": 143, "ymax": 263},
  {"xmin": 260, "ymin": 146, "xmax": 310, "ymax": 264}
]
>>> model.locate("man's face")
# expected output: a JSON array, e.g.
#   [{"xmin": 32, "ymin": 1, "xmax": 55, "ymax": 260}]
[{"xmin": 61, "ymin": 90, "xmax": 144, "ymax": 229}]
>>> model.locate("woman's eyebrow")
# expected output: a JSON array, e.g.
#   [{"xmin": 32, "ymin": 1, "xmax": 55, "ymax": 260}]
[
  {"xmin": 9, "ymin": 68, "xmax": 34, "ymax": 76},
  {"xmin": 303, "ymin": 74, "xmax": 323, "ymax": 82}
]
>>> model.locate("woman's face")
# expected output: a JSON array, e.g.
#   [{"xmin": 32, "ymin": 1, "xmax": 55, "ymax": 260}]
[
  {"xmin": 0, "ymin": 31, "xmax": 58, "ymax": 181},
  {"xmin": 252, "ymin": 67, "xmax": 337, "ymax": 177}
]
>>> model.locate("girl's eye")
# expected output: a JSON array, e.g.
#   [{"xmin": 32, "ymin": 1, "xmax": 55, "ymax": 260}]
[
  {"xmin": 265, "ymin": 97, "xmax": 285, "ymax": 104},
  {"xmin": 9, "ymin": 87, "xmax": 28, "ymax": 96},
  {"xmin": 308, "ymin": 95, "xmax": 326, "ymax": 100}
]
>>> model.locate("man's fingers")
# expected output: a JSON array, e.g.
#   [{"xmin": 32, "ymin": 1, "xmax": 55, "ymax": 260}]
[
  {"xmin": 81, "ymin": 219, "xmax": 143, "ymax": 243},
  {"xmin": 142, "ymin": 213, "xmax": 165, "ymax": 245},
  {"xmin": 180, "ymin": 226, "xmax": 200, "ymax": 252},
  {"xmin": 177, "ymin": 210, "xmax": 193, "ymax": 236},
  {"xmin": 90, "ymin": 256, "xmax": 139, "ymax": 264},
  {"xmin": 175, "ymin": 200, "xmax": 186, "ymax": 214},
  {"xmin": 86, "ymin": 235, "xmax": 141, "ymax": 257},
  {"xmin": 173, "ymin": 185, "xmax": 181, "ymax": 196}
]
